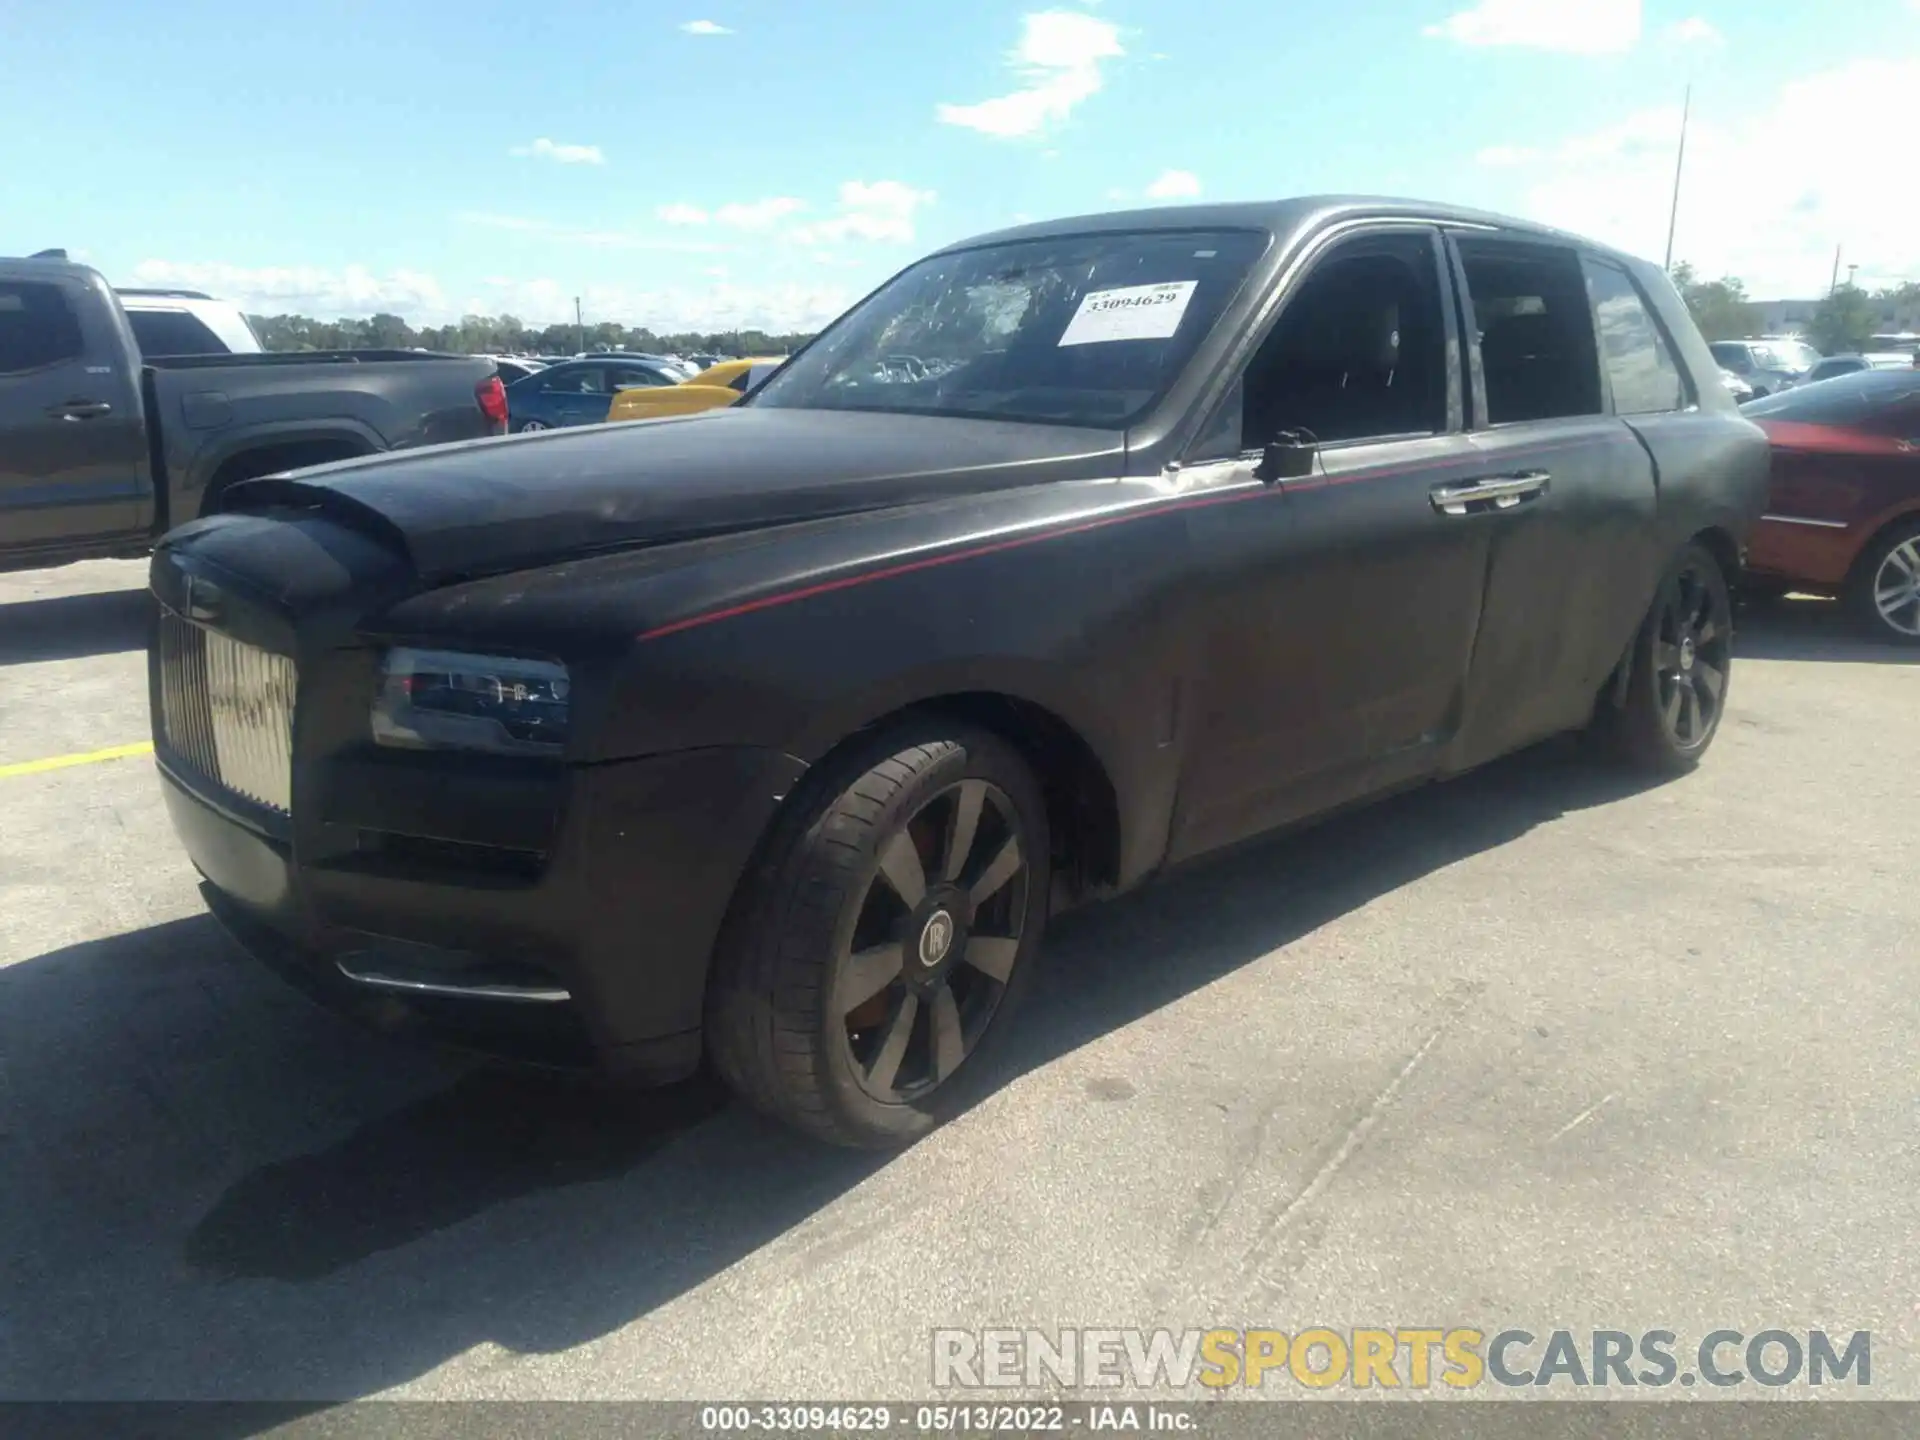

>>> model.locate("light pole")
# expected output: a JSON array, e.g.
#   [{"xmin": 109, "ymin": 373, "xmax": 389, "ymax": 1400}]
[
  {"xmin": 1663, "ymin": 84, "xmax": 1691, "ymax": 271},
  {"xmin": 575, "ymin": 296, "xmax": 585, "ymax": 354}
]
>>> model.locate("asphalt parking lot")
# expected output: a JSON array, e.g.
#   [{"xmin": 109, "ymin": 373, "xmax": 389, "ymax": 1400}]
[{"xmin": 2, "ymin": 557, "xmax": 1918, "ymax": 1403}]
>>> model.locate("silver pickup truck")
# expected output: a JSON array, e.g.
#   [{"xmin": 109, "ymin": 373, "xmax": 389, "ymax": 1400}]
[{"xmin": 0, "ymin": 255, "xmax": 507, "ymax": 575}]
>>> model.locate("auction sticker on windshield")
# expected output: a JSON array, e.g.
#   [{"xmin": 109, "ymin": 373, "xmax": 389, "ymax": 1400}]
[{"xmin": 1058, "ymin": 281, "xmax": 1198, "ymax": 346}]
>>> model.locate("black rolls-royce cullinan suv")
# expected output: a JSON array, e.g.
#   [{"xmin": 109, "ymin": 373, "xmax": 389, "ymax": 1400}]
[{"xmin": 150, "ymin": 197, "xmax": 1770, "ymax": 1147}]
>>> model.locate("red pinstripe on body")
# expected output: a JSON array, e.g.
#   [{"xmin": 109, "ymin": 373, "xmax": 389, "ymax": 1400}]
[{"xmin": 633, "ymin": 436, "xmax": 1594, "ymax": 642}]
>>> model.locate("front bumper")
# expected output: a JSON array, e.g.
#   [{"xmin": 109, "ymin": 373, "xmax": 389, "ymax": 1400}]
[{"xmin": 161, "ymin": 743, "xmax": 808, "ymax": 1081}]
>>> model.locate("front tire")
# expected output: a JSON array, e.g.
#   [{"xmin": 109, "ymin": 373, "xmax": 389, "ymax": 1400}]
[
  {"xmin": 1596, "ymin": 542, "xmax": 1734, "ymax": 774},
  {"xmin": 1845, "ymin": 519, "xmax": 1920, "ymax": 646},
  {"xmin": 705, "ymin": 724, "xmax": 1050, "ymax": 1149}
]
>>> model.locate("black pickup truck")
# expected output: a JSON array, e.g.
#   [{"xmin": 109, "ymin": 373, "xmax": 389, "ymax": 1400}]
[{"xmin": 0, "ymin": 257, "xmax": 507, "ymax": 575}]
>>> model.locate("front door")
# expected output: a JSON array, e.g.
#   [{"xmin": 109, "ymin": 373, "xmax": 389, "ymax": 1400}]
[
  {"xmin": 1442, "ymin": 235, "xmax": 1662, "ymax": 770},
  {"xmin": 1169, "ymin": 228, "xmax": 1496, "ymax": 860},
  {"xmin": 0, "ymin": 274, "xmax": 148, "ymax": 557}
]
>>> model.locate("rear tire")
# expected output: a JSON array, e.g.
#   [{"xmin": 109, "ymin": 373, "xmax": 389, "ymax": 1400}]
[
  {"xmin": 705, "ymin": 723, "xmax": 1050, "ymax": 1149},
  {"xmin": 1594, "ymin": 542, "xmax": 1733, "ymax": 774},
  {"xmin": 1844, "ymin": 519, "xmax": 1920, "ymax": 646},
  {"xmin": 516, "ymin": 419, "xmax": 549, "ymax": 433}
]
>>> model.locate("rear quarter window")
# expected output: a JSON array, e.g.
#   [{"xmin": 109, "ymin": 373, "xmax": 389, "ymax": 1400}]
[{"xmin": 126, "ymin": 307, "xmax": 229, "ymax": 357}]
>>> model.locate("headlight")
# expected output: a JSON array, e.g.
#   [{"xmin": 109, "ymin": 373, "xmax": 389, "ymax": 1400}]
[{"xmin": 371, "ymin": 647, "xmax": 570, "ymax": 756}]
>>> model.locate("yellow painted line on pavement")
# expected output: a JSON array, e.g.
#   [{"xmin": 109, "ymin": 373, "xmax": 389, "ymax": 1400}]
[{"xmin": 0, "ymin": 741, "xmax": 154, "ymax": 780}]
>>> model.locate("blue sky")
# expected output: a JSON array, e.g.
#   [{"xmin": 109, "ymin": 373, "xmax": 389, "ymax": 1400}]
[{"xmin": 3, "ymin": 0, "xmax": 1916, "ymax": 332}]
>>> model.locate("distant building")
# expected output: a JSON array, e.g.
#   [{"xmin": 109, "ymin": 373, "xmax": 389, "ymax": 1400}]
[{"xmin": 1754, "ymin": 296, "xmax": 1920, "ymax": 337}]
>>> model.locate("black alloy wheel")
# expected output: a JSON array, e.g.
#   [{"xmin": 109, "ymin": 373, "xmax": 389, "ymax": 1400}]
[
  {"xmin": 836, "ymin": 777, "xmax": 1030, "ymax": 1104},
  {"xmin": 1597, "ymin": 541, "xmax": 1734, "ymax": 773},
  {"xmin": 1650, "ymin": 558, "xmax": 1732, "ymax": 750},
  {"xmin": 706, "ymin": 726, "xmax": 1050, "ymax": 1148}
]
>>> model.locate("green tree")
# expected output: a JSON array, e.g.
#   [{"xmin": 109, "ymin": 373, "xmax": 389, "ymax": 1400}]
[
  {"xmin": 1810, "ymin": 285, "xmax": 1875, "ymax": 354},
  {"xmin": 1668, "ymin": 262, "xmax": 1760, "ymax": 342}
]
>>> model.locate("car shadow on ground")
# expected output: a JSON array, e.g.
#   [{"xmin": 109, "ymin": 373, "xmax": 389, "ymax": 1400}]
[
  {"xmin": 0, "ymin": 586, "xmax": 152, "ymax": 666},
  {"xmin": 1736, "ymin": 593, "xmax": 1920, "ymax": 664},
  {"xmin": 0, "ymin": 737, "xmax": 1662, "ymax": 1404}
]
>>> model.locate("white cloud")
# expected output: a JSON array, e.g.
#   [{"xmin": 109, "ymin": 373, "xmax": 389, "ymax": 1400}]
[
  {"xmin": 1665, "ymin": 16, "xmax": 1721, "ymax": 43},
  {"xmin": 1476, "ymin": 143, "xmax": 1543, "ymax": 166},
  {"xmin": 656, "ymin": 202, "xmax": 710, "ymax": 226},
  {"xmin": 476, "ymin": 276, "xmax": 858, "ymax": 334},
  {"xmin": 679, "ymin": 19, "xmax": 732, "ymax": 35},
  {"xmin": 1424, "ymin": 0, "xmax": 1641, "ymax": 54},
  {"xmin": 456, "ymin": 212, "xmax": 728, "ymax": 253},
  {"xmin": 508, "ymin": 137, "xmax": 606, "ymax": 165},
  {"xmin": 789, "ymin": 180, "xmax": 937, "ymax": 244},
  {"xmin": 125, "ymin": 260, "xmax": 448, "ymax": 318},
  {"xmin": 1488, "ymin": 57, "xmax": 1920, "ymax": 296},
  {"xmin": 1143, "ymin": 168, "xmax": 1202, "ymax": 200},
  {"xmin": 936, "ymin": 10, "xmax": 1124, "ymax": 138},
  {"xmin": 714, "ymin": 196, "xmax": 807, "ymax": 229},
  {"xmin": 124, "ymin": 257, "xmax": 859, "ymax": 333}
]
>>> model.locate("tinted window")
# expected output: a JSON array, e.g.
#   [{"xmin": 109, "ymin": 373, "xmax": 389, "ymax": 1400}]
[
  {"xmin": 126, "ymin": 308, "xmax": 228, "ymax": 356},
  {"xmin": 751, "ymin": 229, "xmax": 1269, "ymax": 427},
  {"xmin": 1581, "ymin": 259, "xmax": 1686, "ymax": 415},
  {"xmin": 728, "ymin": 370, "xmax": 753, "ymax": 392},
  {"xmin": 0, "ymin": 281, "xmax": 84, "ymax": 374},
  {"xmin": 1743, "ymin": 369, "xmax": 1920, "ymax": 424},
  {"xmin": 1806, "ymin": 358, "xmax": 1865, "ymax": 384},
  {"xmin": 1239, "ymin": 235, "xmax": 1446, "ymax": 446},
  {"xmin": 608, "ymin": 365, "xmax": 670, "ymax": 389},
  {"xmin": 541, "ymin": 364, "xmax": 606, "ymax": 393},
  {"xmin": 1457, "ymin": 241, "xmax": 1604, "ymax": 424},
  {"xmin": 1709, "ymin": 342, "xmax": 1751, "ymax": 372}
]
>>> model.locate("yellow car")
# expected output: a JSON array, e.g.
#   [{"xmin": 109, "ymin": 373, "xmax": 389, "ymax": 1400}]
[{"xmin": 606, "ymin": 357, "xmax": 786, "ymax": 422}]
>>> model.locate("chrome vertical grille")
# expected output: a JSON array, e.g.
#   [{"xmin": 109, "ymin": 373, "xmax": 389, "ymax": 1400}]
[{"xmin": 157, "ymin": 609, "xmax": 296, "ymax": 814}]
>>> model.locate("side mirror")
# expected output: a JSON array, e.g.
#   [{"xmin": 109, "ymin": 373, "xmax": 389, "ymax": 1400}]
[{"xmin": 1253, "ymin": 430, "xmax": 1319, "ymax": 484}]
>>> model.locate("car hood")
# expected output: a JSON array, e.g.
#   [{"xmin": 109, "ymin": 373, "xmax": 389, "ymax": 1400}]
[{"xmin": 224, "ymin": 406, "xmax": 1123, "ymax": 585}]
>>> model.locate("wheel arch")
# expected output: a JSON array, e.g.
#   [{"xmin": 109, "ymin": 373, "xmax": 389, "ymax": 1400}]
[
  {"xmin": 1689, "ymin": 523, "xmax": 1742, "ymax": 587},
  {"xmin": 1841, "ymin": 505, "xmax": 1920, "ymax": 589},
  {"xmin": 195, "ymin": 426, "xmax": 383, "ymax": 518},
  {"xmin": 784, "ymin": 688, "xmax": 1127, "ymax": 908}
]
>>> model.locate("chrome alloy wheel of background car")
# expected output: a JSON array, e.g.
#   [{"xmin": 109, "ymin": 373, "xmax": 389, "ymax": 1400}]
[
  {"xmin": 1871, "ymin": 537, "xmax": 1920, "ymax": 637},
  {"xmin": 833, "ymin": 779, "xmax": 1029, "ymax": 1104},
  {"xmin": 1652, "ymin": 557, "xmax": 1732, "ymax": 748},
  {"xmin": 516, "ymin": 419, "xmax": 549, "ymax": 432}
]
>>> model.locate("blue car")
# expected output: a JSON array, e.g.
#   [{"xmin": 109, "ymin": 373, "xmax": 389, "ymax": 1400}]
[{"xmin": 504, "ymin": 356, "xmax": 682, "ymax": 432}]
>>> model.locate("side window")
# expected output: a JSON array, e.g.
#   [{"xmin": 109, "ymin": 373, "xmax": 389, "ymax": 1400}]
[
  {"xmin": 544, "ymin": 365, "xmax": 604, "ymax": 393},
  {"xmin": 1709, "ymin": 342, "xmax": 1751, "ymax": 374},
  {"xmin": 0, "ymin": 281, "xmax": 85, "ymax": 375},
  {"xmin": 728, "ymin": 370, "xmax": 753, "ymax": 392},
  {"xmin": 127, "ymin": 308, "xmax": 228, "ymax": 357},
  {"xmin": 1455, "ymin": 241, "xmax": 1604, "ymax": 425},
  {"xmin": 1238, "ymin": 234, "xmax": 1447, "ymax": 448},
  {"xmin": 610, "ymin": 365, "xmax": 668, "ymax": 389},
  {"xmin": 1581, "ymin": 259, "xmax": 1686, "ymax": 415}
]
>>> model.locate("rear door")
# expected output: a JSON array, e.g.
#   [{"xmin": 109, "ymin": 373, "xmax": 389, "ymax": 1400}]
[
  {"xmin": 1442, "ymin": 232, "xmax": 1661, "ymax": 770},
  {"xmin": 0, "ymin": 272, "xmax": 149, "ymax": 557}
]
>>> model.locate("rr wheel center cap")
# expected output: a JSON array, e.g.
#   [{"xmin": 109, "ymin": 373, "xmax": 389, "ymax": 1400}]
[
  {"xmin": 918, "ymin": 910, "xmax": 956, "ymax": 969},
  {"xmin": 1679, "ymin": 636, "xmax": 1695, "ymax": 672}
]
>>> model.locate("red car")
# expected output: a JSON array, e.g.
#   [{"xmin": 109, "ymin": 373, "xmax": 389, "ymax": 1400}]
[{"xmin": 1743, "ymin": 368, "xmax": 1920, "ymax": 643}]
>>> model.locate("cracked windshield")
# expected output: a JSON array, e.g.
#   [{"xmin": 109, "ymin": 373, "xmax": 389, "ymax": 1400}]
[{"xmin": 3, "ymin": 0, "xmax": 1917, "ymax": 1435}]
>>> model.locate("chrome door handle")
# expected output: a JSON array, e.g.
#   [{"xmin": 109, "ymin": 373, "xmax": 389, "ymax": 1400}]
[
  {"xmin": 47, "ymin": 400, "xmax": 113, "ymax": 421},
  {"xmin": 1429, "ymin": 470, "xmax": 1551, "ymax": 516}
]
